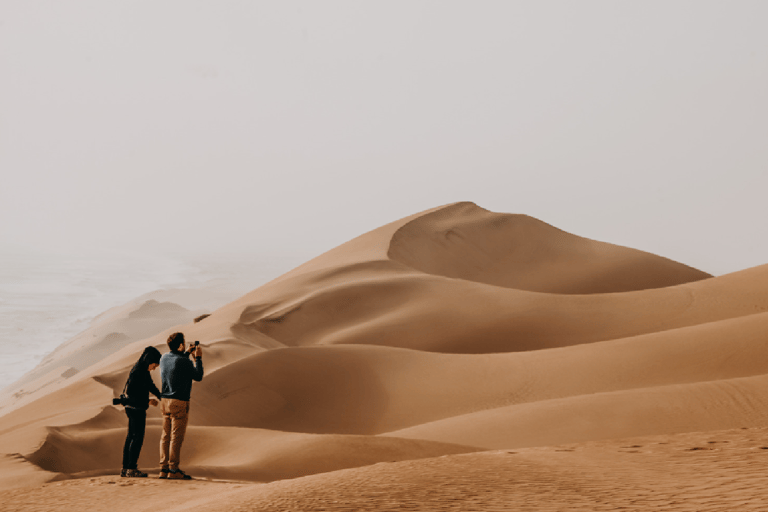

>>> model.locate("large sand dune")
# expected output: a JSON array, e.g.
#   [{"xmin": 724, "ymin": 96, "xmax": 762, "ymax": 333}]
[
  {"xmin": 388, "ymin": 202, "xmax": 709, "ymax": 293},
  {"xmin": 3, "ymin": 201, "xmax": 768, "ymax": 511}
]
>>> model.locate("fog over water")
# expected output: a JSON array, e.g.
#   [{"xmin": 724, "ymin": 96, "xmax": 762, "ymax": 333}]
[
  {"xmin": 0, "ymin": 249, "xmax": 303, "ymax": 391},
  {"xmin": 1, "ymin": 2, "xmax": 767, "ymax": 385}
]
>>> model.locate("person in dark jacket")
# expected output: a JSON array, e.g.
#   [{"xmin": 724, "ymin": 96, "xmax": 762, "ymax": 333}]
[
  {"xmin": 121, "ymin": 346, "xmax": 162, "ymax": 478},
  {"xmin": 158, "ymin": 332, "xmax": 203, "ymax": 480}
]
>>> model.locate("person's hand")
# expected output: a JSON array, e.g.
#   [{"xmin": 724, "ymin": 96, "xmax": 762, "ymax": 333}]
[
  {"xmin": 149, "ymin": 399, "xmax": 159, "ymax": 407},
  {"xmin": 194, "ymin": 345, "xmax": 203, "ymax": 359}
]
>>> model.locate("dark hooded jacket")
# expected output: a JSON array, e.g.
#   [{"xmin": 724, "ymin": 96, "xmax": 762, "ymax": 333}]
[{"xmin": 123, "ymin": 346, "xmax": 162, "ymax": 410}]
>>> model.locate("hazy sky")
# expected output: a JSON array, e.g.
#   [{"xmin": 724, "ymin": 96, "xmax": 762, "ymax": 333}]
[{"xmin": 1, "ymin": 1, "xmax": 767, "ymax": 275}]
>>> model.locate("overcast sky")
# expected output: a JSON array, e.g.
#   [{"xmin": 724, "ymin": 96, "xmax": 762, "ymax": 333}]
[{"xmin": 1, "ymin": 1, "xmax": 766, "ymax": 276}]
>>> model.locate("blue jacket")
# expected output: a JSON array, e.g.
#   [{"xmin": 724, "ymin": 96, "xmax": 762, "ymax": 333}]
[{"xmin": 160, "ymin": 351, "xmax": 204, "ymax": 401}]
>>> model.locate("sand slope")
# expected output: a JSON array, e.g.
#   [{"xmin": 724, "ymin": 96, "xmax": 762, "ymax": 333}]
[
  {"xmin": 189, "ymin": 428, "xmax": 768, "ymax": 512},
  {"xmin": 5, "ymin": 428, "xmax": 768, "ymax": 512},
  {"xmin": 187, "ymin": 312, "xmax": 768, "ymax": 435},
  {"xmin": 25, "ymin": 422, "xmax": 477, "ymax": 482},
  {"xmin": 3, "ymin": 201, "xmax": 768, "ymax": 512},
  {"xmin": 388, "ymin": 374, "xmax": 768, "ymax": 448},
  {"xmin": 228, "ymin": 262, "xmax": 768, "ymax": 354},
  {"xmin": 389, "ymin": 202, "xmax": 710, "ymax": 293}
]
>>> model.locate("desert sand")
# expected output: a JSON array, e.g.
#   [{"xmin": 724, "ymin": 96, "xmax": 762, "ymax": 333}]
[{"xmin": 3, "ymin": 201, "xmax": 768, "ymax": 511}]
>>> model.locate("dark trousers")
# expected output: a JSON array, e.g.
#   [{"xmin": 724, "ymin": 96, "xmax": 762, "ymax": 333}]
[{"xmin": 122, "ymin": 407, "xmax": 147, "ymax": 470}]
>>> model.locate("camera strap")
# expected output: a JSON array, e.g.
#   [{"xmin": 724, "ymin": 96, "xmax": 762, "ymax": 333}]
[{"xmin": 121, "ymin": 370, "xmax": 132, "ymax": 398}]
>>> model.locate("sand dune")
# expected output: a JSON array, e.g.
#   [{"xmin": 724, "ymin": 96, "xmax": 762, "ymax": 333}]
[
  {"xmin": 184, "ymin": 312, "xmax": 768, "ymax": 435},
  {"xmin": 26, "ymin": 423, "xmax": 476, "ymax": 482},
  {"xmin": 246, "ymin": 201, "xmax": 710, "ymax": 293},
  {"xmin": 214, "ymin": 202, "xmax": 716, "ymax": 353},
  {"xmin": 228, "ymin": 261, "xmax": 767, "ymax": 354},
  {"xmin": 388, "ymin": 202, "xmax": 710, "ymax": 293},
  {"xmin": 388, "ymin": 374, "xmax": 768, "ymax": 448},
  {"xmin": 2, "ymin": 202, "xmax": 767, "ymax": 511},
  {"xmin": 6, "ymin": 428, "xmax": 768, "ymax": 512},
  {"xmin": 38, "ymin": 299, "xmax": 194, "ymax": 369}
]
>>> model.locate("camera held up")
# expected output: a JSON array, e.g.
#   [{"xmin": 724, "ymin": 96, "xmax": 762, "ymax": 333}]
[{"xmin": 186, "ymin": 340, "xmax": 200, "ymax": 357}]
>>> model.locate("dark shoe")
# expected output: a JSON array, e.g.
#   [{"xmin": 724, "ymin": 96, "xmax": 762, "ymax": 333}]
[
  {"xmin": 120, "ymin": 469, "xmax": 128, "ymax": 477},
  {"xmin": 159, "ymin": 467, "xmax": 170, "ymax": 479},
  {"xmin": 126, "ymin": 469, "xmax": 148, "ymax": 478},
  {"xmin": 167, "ymin": 468, "xmax": 192, "ymax": 480}
]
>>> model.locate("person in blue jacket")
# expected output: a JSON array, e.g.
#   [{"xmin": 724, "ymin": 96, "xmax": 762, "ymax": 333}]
[{"xmin": 158, "ymin": 332, "xmax": 203, "ymax": 480}]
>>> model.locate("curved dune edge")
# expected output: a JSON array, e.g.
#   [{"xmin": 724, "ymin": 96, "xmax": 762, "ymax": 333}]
[
  {"xmin": 229, "ymin": 261, "xmax": 768, "ymax": 354},
  {"xmin": 385, "ymin": 373, "xmax": 768, "ymax": 449},
  {"xmin": 209, "ymin": 201, "xmax": 715, "ymax": 354},
  {"xmin": 387, "ymin": 202, "xmax": 711, "ymax": 293},
  {"xmin": 23, "ymin": 423, "xmax": 479, "ymax": 484},
  {"xmin": 0, "ymin": 376, "xmax": 479, "ymax": 488},
  {"xmin": 237, "ymin": 201, "xmax": 712, "ymax": 294},
  {"xmin": 186, "ymin": 312, "xmax": 768, "ymax": 435}
]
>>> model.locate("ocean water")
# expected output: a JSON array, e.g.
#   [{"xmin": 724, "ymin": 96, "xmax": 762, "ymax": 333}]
[{"xmin": 0, "ymin": 250, "xmax": 293, "ymax": 392}]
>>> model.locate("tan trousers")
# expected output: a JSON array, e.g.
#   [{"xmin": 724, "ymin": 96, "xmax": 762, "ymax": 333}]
[{"xmin": 159, "ymin": 398, "xmax": 189, "ymax": 470}]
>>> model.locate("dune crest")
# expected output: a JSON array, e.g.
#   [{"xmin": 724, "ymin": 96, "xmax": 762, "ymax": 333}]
[
  {"xmin": 388, "ymin": 202, "xmax": 711, "ymax": 293},
  {"xmin": 220, "ymin": 202, "xmax": 717, "ymax": 354}
]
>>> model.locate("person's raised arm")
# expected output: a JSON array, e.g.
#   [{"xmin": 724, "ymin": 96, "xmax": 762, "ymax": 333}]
[{"xmin": 191, "ymin": 344, "xmax": 204, "ymax": 382}]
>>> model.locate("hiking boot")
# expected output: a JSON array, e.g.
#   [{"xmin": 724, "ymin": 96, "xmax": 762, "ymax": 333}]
[
  {"xmin": 159, "ymin": 467, "xmax": 170, "ymax": 479},
  {"xmin": 167, "ymin": 468, "xmax": 192, "ymax": 480},
  {"xmin": 126, "ymin": 469, "xmax": 148, "ymax": 478}
]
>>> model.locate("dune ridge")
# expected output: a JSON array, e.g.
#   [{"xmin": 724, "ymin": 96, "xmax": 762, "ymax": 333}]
[{"xmin": 388, "ymin": 202, "xmax": 710, "ymax": 293}]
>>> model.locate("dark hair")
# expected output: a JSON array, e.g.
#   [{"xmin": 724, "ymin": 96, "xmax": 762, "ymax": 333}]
[
  {"xmin": 126, "ymin": 346, "xmax": 162, "ymax": 385},
  {"xmin": 167, "ymin": 332, "xmax": 185, "ymax": 352}
]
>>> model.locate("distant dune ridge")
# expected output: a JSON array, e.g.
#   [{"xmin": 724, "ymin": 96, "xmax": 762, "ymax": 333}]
[
  {"xmin": 388, "ymin": 202, "xmax": 710, "ymax": 293},
  {"xmin": 0, "ymin": 299, "xmax": 200, "ymax": 408},
  {"xmin": 6, "ymin": 201, "xmax": 768, "ymax": 509}
]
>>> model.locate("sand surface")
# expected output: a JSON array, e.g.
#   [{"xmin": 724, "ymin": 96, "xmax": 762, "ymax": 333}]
[
  {"xmin": 4, "ymin": 428, "xmax": 768, "ymax": 511},
  {"xmin": 3, "ymin": 201, "xmax": 767, "ymax": 510}
]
